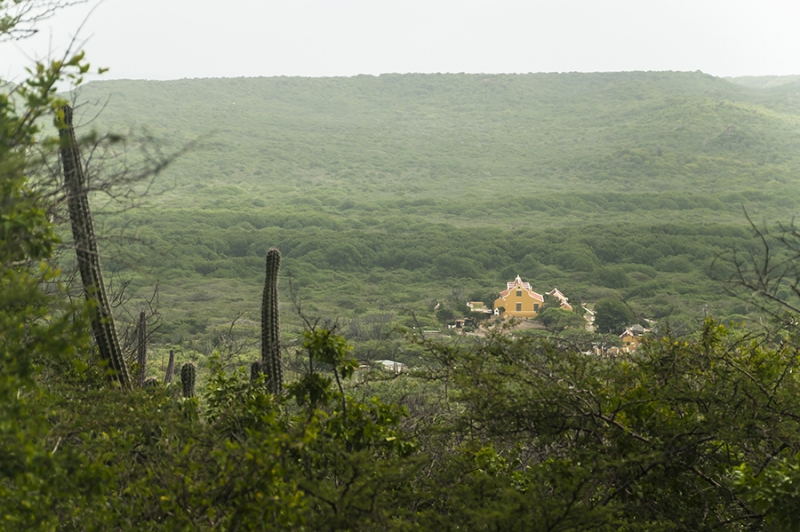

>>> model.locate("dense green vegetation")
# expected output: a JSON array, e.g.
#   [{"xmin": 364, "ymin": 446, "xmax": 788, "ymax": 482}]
[
  {"xmin": 64, "ymin": 71, "xmax": 800, "ymax": 340},
  {"xmin": 9, "ymin": 3, "xmax": 800, "ymax": 528}
]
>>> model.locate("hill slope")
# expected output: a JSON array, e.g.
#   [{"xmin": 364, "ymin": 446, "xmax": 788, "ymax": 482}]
[{"xmin": 63, "ymin": 72, "xmax": 800, "ymax": 339}]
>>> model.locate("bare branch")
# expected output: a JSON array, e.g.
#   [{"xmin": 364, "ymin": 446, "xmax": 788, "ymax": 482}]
[{"xmin": 0, "ymin": 0, "xmax": 87, "ymax": 41}]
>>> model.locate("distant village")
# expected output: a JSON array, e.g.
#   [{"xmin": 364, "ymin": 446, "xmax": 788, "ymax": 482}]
[
  {"xmin": 379, "ymin": 274, "xmax": 651, "ymax": 375},
  {"xmin": 457, "ymin": 275, "xmax": 649, "ymax": 354}
]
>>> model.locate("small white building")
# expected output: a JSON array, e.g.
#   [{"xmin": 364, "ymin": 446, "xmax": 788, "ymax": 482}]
[
  {"xmin": 373, "ymin": 360, "xmax": 407, "ymax": 374},
  {"xmin": 547, "ymin": 288, "xmax": 574, "ymax": 311}
]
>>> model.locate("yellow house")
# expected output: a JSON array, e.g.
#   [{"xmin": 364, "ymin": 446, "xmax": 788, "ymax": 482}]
[
  {"xmin": 494, "ymin": 275, "xmax": 544, "ymax": 319},
  {"xmin": 620, "ymin": 325, "xmax": 647, "ymax": 352},
  {"xmin": 620, "ymin": 330, "xmax": 640, "ymax": 352}
]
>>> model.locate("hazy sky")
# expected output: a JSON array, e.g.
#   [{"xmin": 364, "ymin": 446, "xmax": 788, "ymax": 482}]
[{"xmin": 3, "ymin": 0, "xmax": 799, "ymax": 83}]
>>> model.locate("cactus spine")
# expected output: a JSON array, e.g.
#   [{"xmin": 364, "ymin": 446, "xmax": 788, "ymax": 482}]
[
  {"xmin": 136, "ymin": 311, "xmax": 147, "ymax": 386},
  {"xmin": 261, "ymin": 248, "xmax": 282, "ymax": 394},
  {"xmin": 181, "ymin": 362, "xmax": 196, "ymax": 398},
  {"xmin": 58, "ymin": 105, "xmax": 131, "ymax": 390},
  {"xmin": 164, "ymin": 349, "xmax": 176, "ymax": 384}
]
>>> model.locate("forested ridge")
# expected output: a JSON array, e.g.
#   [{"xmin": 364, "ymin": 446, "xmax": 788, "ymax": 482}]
[
  {"xmin": 68, "ymin": 71, "xmax": 800, "ymax": 337},
  {"xmin": 82, "ymin": 72, "xmax": 800, "ymax": 196},
  {"xmin": 8, "ymin": 5, "xmax": 800, "ymax": 526}
]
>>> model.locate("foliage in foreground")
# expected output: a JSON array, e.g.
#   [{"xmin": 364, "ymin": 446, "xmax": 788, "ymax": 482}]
[
  {"xmin": 8, "ymin": 307, "xmax": 800, "ymax": 530},
  {"xmin": 425, "ymin": 321, "xmax": 800, "ymax": 530}
]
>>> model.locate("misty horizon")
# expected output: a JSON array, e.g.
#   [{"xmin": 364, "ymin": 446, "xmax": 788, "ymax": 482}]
[{"xmin": 4, "ymin": 0, "xmax": 799, "ymax": 84}]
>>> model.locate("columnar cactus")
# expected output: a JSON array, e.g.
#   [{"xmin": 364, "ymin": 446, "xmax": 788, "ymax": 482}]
[
  {"xmin": 164, "ymin": 349, "xmax": 176, "ymax": 384},
  {"xmin": 58, "ymin": 105, "xmax": 131, "ymax": 390},
  {"xmin": 136, "ymin": 311, "xmax": 147, "ymax": 387},
  {"xmin": 181, "ymin": 362, "xmax": 196, "ymax": 398},
  {"xmin": 261, "ymin": 248, "xmax": 282, "ymax": 394}
]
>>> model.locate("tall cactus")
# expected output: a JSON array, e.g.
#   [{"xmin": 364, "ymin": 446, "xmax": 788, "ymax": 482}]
[
  {"xmin": 136, "ymin": 311, "xmax": 147, "ymax": 386},
  {"xmin": 164, "ymin": 349, "xmax": 175, "ymax": 384},
  {"xmin": 261, "ymin": 248, "xmax": 282, "ymax": 394},
  {"xmin": 181, "ymin": 362, "xmax": 196, "ymax": 398},
  {"xmin": 58, "ymin": 105, "xmax": 131, "ymax": 390}
]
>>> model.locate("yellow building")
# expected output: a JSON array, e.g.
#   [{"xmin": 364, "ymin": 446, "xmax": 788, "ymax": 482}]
[
  {"xmin": 494, "ymin": 275, "xmax": 544, "ymax": 318},
  {"xmin": 620, "ymin": 325, "xmax": 647, "ymax": 352},
  {"xmin": 620, "ymin": 330, "xmax": 640, "ymax": 352}
]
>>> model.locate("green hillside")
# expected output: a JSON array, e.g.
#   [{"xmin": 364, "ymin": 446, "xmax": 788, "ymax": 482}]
[
  {"xmin": 80, "ymin": 72, "xmax": 800, "ymax": 198},
  {"xmin": 68, "ymin": 72, "xmax": 800, "ymax": 341},
  {"xmin": 727, "ymin": 75, "xmax": 800, "ymax": 89}
]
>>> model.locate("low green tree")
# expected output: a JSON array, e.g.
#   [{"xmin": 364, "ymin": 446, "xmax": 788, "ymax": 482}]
[
  {"xmin": 436, "ymin": 307, "xmax": 455, "ymax": 323},
  {"xmin": 535, "ymin": 306, "xmax": 586, "ymax": 331},
  {"xmin": 594, "ymin": 298, "xmax": 634, "ymax": 334},
  {"xmin": 542, "ymin": 292, "xmax": 560, "ymax": 309}
]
